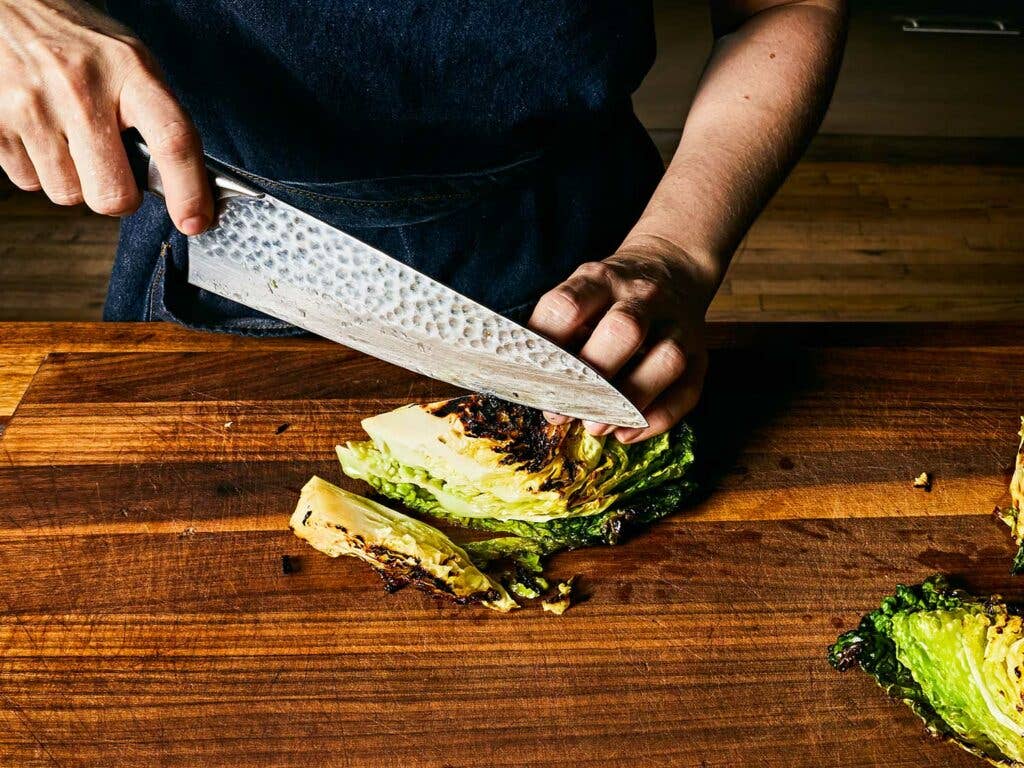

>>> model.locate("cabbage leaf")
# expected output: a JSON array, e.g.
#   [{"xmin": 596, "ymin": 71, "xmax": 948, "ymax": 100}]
[
  {"xmin": 290, "ymin": 476, "xmax": 517, "ymax": 612},
  {"xmin": 337, "ymin": 395, "xmax": 696, "ymax": 538},
  {"xmin": 830, "ymin": 575, "xmax": 1024, "ymax": 766}
]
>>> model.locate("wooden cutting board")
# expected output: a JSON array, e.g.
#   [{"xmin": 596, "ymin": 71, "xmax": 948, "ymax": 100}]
[{"xmin": 2, "ymin": 321, "xmax": 1024, "ymax": 768}]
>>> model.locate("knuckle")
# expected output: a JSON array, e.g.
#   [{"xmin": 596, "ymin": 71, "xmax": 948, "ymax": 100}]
[
  {"xmin": 653, "ymin": 340, "xmax": 687, "ymax": 379},
  {"xmin": 630, "ymin": 277, "xmax": 662, "ymax": 302},
  {"xmin": 108, "ymin": 35, "xmax": 153, "ymax": 72},
  {"xmin": 56, "ymin": 50, "xmax": 93, "ymax": 86},
  {"xmin": 660, "ymin": 384, "xmax": 703, "ymax": 428},
  {"xmin": 647, "ymin": 398, "xmax": 687, "ymax": 434},
  {"xmin": 48, "ymin": 187, "xmax": 84, "ymax": 206},
  {"xmin": 167, "ymin": 188, "xmax": 209, "ymax": 217},
  {"xmin": 30, "ymin": 41, "xmax": 95, "ymax": 94},
  {"xmin": 1, "ymin": 87, "xmax": 47, "ymax": 125},
  {"xmin": 647, "ymin": 410, "xmax": 674, "ymax": 435},
  {"xmin": 87, "ymin": 185, "xmax": 140, "ymax": 216},
  {"xmin": 5, "ymin": 167, "xmax": 41, "ymax": 190},
  {"xmin": 604, "ymin": 310, "xmax": 645, "ymax": 348},
  {"xmin": 540, "ymin": 287, "xmax": 584, "ymax": 326},
  {"xmin": 151, "ymin": 118, "xmax": 199, "ymax": 162},
  {"xmin": 576, "ymin": 260, "xmax": 610, "ymax": 282}
]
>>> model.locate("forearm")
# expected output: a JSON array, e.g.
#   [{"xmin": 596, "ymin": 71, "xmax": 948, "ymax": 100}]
[{"xmin": 622, "ymin": 0, "xmax": 847, "ymax": 304}]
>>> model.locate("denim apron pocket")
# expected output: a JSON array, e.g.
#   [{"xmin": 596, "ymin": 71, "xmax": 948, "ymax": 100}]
[{"xmin": 136, "ymin": 150, "xmax": 551, "ymax": 334}]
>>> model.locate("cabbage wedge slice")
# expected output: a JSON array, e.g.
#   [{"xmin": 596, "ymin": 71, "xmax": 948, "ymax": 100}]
[
  {"xmin": 336, "ymin": 394, "xmax": 694, "ymax": 527},
  {"xmin": 290, "ymin": 477, "xmax": 516, "ymax": 612},
  {"xmin": 830, "ymin": 575, "xmax": 1024, "ymax": 767}
]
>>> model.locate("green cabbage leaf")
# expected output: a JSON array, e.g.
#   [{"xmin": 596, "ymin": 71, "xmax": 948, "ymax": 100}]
[
  {"xmin": 830, "ymin": 575, "xmax": 1024, "ymax": 766},
  {"xmin": 350, "ymin": 466, "xmax": 694, "ymax": 550},
  {"xmin": 461, "ymin": 536, "xmax": 551, "ymax": 598}
]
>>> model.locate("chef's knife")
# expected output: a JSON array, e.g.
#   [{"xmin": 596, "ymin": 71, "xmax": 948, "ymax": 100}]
[{"xmin": 126, "ymin": 138, "xmax": 647, "ymax": 428}]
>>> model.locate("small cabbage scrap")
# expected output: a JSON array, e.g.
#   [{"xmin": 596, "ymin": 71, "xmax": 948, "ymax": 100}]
[
  {"xmin": 830, "ymin": 575, "xmax": 1024, "ymax": 766},
  {"xmin": 290, "ymin": 476, "xmax": 516, "ymax": 612},
  {"xmin": 541, "ymin": 576, "xmax": 577, "ymax": 616}
]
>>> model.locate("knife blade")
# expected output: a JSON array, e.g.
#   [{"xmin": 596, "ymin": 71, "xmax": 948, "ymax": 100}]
[{"xmin": 128, "ymin": 140, "xmax": 647, "ymax": 428}]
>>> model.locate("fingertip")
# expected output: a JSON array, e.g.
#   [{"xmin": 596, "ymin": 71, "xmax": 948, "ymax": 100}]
[
  {"xmin": 583, "ymin": 421, "xmax": 615, "ymax": 437},
  {"xmin": 544, "ymin": 412, "xmax": 571, "ymax": 425},
  {"xmin": 179, "ymin": 214, "xmax": 209, "ymax": 236},
  {"xmin": 614, "ymin": 427, "xmax": 645, "ymax": 444}
]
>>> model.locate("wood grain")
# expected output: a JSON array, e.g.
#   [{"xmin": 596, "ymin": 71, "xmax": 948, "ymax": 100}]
[
  {"xmin": 0, "ymin": 353, "xmax": 44, "ymax": 424},
  {"xmin": 1, "ymin": 321, "xmax": 1023, "ymax": 767}
]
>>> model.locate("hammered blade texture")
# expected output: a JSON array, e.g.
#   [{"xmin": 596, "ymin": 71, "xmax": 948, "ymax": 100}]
[{"xmin": 189, "ymin": 195, "xmax": 647, "ymax": 427}]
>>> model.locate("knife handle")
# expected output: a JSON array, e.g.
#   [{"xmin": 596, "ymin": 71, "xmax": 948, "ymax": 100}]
[
  {"xmin": 122, "ymin": 129, "xmax": 261, "ymax": 204},
  {"xmin": 122, "ymin": 129, "xmax": 165, "ymax": 197}
]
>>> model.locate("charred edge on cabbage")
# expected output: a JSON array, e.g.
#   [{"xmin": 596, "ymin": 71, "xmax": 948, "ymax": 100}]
[
  {"xmin": 365, "ymin": 546, "xmax": 501, "ymax": 605},
  {"xmin": 427, "ymin": 394, "xmax": 577, "ymax": 477},
  {"xmin": 290, "ymin": 514, "xmax": 500, "ymax": 606}
]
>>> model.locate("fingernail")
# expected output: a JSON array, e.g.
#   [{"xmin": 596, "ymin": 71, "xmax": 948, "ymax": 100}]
[
  {"xmin": 181, "ymin": 215, "xmax": 208, "ymax": 235},
  {"xmin": 615, "ymin": 428, "xmax": 644, "ymax": 443},
  {"xmin": 583, "ymin": 421, "xmax": 614, "ymax": 436},
  {"xmin": 544, "ymin": 412, "xmax": 571, "ymax": 425}
]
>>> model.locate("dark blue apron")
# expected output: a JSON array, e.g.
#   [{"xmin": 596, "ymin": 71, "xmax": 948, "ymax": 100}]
[{"xmin": 103, "ymin": 1, "xmax": 663, "ymax": 334}]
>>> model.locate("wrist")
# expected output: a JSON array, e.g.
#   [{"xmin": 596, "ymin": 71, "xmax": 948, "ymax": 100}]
[{"xmin": 613, "ymin": 233, "xmax": 722, "ymax": 313}]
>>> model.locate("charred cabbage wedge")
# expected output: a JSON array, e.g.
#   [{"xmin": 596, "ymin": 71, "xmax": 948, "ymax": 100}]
[
  {"xmin": 336, "ymin": 394, "xmax": 696, "ymax": 549},
  {"xmin": 291, "ymin": 395, "xmax": 696, "ymax": 612},
  {"xmin": 290, "ymin": 476, "xmax": 516, "ymax": 612},
  {"xmin": 998, "ymin": 417, "xmax": 1024, "ymax": 574},
  {"xmin": 830, "ymin": 575, "xmax": 1024, "ymax": 766}
]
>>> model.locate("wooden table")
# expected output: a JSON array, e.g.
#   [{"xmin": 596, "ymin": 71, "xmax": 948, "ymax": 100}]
[{"xmin": 2, "ymin": 321, "xmax": 1022, "ymax": 767}]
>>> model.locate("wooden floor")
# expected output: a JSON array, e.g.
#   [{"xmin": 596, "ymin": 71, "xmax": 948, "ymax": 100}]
[{"xmin": 1, "ymin": 157, "xmax": 1023, "ymax": 322}]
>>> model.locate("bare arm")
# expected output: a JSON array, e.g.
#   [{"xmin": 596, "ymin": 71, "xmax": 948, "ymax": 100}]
[
  {"xmin": 530, "ymin": 0, "xmax": 847, "ymax": 441},
  {"xmin": 626, "ymin": 0, "xmax": 847, "ymax": 292}
]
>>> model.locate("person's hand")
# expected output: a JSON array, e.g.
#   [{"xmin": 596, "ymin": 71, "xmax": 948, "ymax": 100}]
[
  {"xmin": 0, "ymin": 0, "xmax": 212, "ymax": 233},
  {"xmin": 528, "ymin": 241, "xmax": 713, "ymax": 443}
]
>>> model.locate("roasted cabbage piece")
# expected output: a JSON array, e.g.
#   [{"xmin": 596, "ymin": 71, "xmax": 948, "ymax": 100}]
[
  {"xmin": 336, "ymin": 394, "xmax": 696, "ymax": 548},
  {"xmin": 541, "ymin": 576, "xmax": 577, "ymax": 616},
  {"xmin": 998, "ymin": 417, "xmax": 1024, "ymax": 574},
  {"xmin": 830, "ymin": 575, "xmax": 1024, "ymax": 766},
  {"xmin": 290, "ymin": 476, "xmax": 516, "ymax": 612},
  {"xmin": 460, "ymin": 536, "xmax": 550, "ymax": 598}
]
